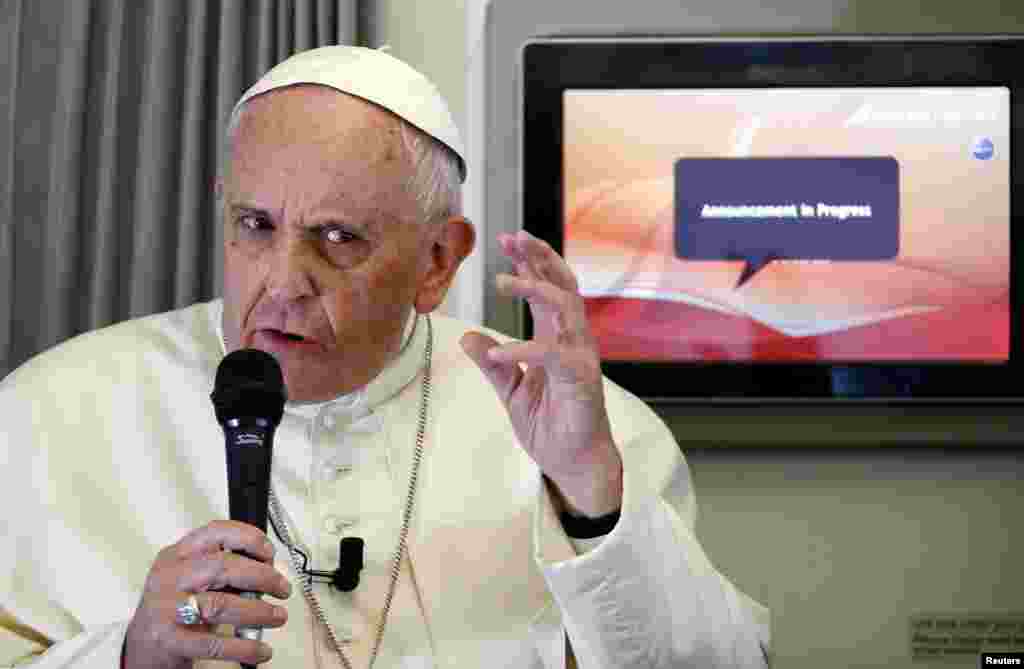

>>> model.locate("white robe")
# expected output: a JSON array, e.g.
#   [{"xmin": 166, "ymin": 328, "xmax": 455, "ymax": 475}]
[{"xmin": 0, "ymin": 299, "xmax": 769, "ymax": 668}]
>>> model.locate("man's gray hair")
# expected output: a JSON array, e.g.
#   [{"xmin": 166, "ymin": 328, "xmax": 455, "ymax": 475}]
[
  {"xmin": 221, "ymin": 95, "xmax": 463, "ymax": 224},
  {"xmin": 395, "ymin": 117, "xmax": 464, "ymax": 223}
]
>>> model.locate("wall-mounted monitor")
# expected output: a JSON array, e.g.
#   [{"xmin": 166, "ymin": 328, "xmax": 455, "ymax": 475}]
[{"xmin": 521, "ymin": 36, "xmax": 1024, "ymax": 402}]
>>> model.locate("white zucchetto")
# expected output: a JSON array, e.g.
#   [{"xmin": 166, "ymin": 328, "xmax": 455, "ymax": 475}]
[{"xmin": 231, "ymin": 45, "xmax": 466, "ymax": 181}]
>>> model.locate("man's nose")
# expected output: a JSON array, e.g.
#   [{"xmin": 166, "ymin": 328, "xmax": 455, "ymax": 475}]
[{"xmin": 263, "ymin": 238, "xmax": 318, "ymax": 302}]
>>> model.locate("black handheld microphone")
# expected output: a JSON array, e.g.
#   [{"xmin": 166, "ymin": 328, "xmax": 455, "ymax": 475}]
[{"xmin": 210, "ymin": 349, "xmax": 287, "ymax": 667}]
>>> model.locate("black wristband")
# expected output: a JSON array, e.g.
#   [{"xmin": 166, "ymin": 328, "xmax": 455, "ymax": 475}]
[{"xmin": 559, "ymin": 508, "xmax": 621, "ymax": 539}]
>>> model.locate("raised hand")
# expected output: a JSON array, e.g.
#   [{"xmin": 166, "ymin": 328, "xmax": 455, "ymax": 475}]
[{"xmin": 460, "ymin": 230, "xmax": 622, "ymax": 518}]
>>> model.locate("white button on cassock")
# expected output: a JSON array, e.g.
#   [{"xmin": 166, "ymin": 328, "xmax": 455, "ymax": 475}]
[
  {"xmin": 321, "ymin": 515, "xmax": 356, "ymax": 534},
  {"xmin": 321, "ymin": 462, "xmax": 353, "ymax": 481}
]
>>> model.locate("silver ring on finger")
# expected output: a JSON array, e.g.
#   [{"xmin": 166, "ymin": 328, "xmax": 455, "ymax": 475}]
[{"xmin": 175, "ymin": 594, "xmax": 205, "ymax": 626}]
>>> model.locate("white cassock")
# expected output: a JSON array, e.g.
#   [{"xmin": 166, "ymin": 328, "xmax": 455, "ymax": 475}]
[{"xmin": 0, "ymin": 299, "xmax": 770, "ymax": 668}]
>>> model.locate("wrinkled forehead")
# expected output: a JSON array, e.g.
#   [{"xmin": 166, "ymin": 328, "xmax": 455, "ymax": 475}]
[
  {"xmin": 227, "ymin": 85, "xmax": 418, "ymax": 217},
  {"xmin": 233, "ymin": 84, "xmax": 406, "ymax": 167}
]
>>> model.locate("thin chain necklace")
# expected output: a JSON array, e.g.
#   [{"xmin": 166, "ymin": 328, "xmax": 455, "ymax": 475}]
[{"xmin": 223, "ymin": 315, "xmax": 432, "ymax": 669}]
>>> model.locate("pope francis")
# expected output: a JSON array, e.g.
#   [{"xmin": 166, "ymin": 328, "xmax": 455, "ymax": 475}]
[{"xmin": 0, "ymin": 46, "xmax": 770, "ymax": 668}]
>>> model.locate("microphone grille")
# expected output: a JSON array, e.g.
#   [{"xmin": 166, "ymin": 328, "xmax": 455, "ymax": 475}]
[{"xmin": 211, "ymin": 349, "xmax": 287, "ymax": 425}]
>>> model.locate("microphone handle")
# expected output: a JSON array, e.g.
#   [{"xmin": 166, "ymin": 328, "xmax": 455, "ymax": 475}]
[
  {"xmin": 224, "ymin": 421, "xmax": 274, "ymax": 531},
  {"xmin": 223, "ymin": 420, "xmax": 274, "ymax": 668},
  {"xmin": 236, "ymin": 591, "xmax": 263, "ymax": 669}
]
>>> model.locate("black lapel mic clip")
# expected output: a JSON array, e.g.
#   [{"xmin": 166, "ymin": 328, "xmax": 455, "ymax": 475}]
[{"xmin": 268, "ymin": 514, "xmax": 364, "ymax": 591}]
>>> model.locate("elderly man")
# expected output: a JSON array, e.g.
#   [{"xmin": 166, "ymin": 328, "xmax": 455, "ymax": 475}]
[{"xmin": 0, "ymin": 47, "xmax": 769, "ymax": 668}]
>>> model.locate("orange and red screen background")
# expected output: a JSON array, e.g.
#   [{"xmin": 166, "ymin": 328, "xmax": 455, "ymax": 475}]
[{"xmin": 563, "ymin": 88, "xmax": 1010, "ymax": 362}]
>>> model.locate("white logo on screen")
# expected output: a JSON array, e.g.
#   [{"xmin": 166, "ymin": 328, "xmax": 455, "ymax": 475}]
[{"xmin": 971, "ymin": 137, "xmax": 995, "ymax": 160}]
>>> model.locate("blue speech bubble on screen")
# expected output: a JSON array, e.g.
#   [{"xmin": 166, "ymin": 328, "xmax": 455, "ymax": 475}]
[{"xmin": 675, "ymin": 157, "xmax": 900, "ymax": 288}]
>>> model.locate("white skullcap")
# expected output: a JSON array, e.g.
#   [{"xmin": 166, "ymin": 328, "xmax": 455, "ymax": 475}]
[{"xmin": 231, "ymin": 45, "xmax": 466, "ymax": 182}]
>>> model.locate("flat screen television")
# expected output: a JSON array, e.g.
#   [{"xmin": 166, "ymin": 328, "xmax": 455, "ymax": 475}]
[{"xmin": 521, "ymin": 36, "xmax": 1024, "ymax": 403}]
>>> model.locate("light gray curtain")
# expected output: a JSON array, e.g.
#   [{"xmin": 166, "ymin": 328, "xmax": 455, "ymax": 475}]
[{"xmin": 0, "ymin": 0, "xmax": 362, "ymax": 377}]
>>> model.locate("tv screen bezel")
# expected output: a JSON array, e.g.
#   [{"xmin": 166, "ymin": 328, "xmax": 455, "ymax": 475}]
[{"xmin": 520, "ymin": 36, "xmax": 1024, "ymax": 404}]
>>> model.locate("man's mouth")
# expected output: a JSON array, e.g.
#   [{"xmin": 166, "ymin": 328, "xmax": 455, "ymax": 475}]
[{"xmin": 255, "ymin": 328, "xmax": 324, "ymax": 352}]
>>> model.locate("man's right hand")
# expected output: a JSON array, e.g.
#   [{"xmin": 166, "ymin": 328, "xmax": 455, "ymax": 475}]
[{"xmin": 123, "ymin": 520, "xmax": 292, "ymax": 669}]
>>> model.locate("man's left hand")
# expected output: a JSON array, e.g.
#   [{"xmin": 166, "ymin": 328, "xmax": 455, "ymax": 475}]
[{"xmin": 460, "ymin": 230, "xmax": 623, "ymax": 519}]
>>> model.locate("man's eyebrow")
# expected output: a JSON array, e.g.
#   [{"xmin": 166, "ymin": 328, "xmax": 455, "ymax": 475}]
[
  {"xmin": 228, "ymin": 203, "xmax": 374, "ymax": 233},
  {"xmin": 229, "ymin": 203, "xmax": 273, "ymax": 216}
]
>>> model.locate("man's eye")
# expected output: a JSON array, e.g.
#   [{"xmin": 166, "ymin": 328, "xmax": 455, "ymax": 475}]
[
  {"xmin": 238, "ymin": 215, "xmax": 270, "ymax": 233},
  {"xmin": 324, "ymin": 227, "xmax": 357, "ymax": 244}
]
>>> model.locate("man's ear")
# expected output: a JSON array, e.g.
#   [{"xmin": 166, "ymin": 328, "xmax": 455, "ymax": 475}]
[{"xmin": 414, "ymin": 216, "xmax": 476, "ymax": 314}]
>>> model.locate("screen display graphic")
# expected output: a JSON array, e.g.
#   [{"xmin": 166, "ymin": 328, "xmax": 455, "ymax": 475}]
[{"xmin": 563, "ymin": 87, "xmax": 1010, "ymax": 362}]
